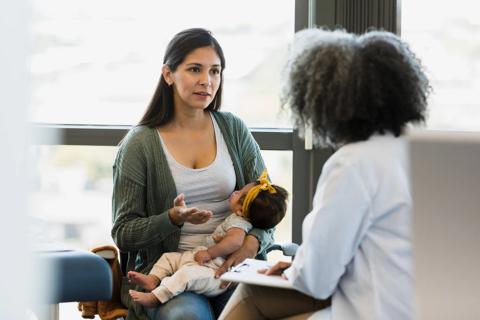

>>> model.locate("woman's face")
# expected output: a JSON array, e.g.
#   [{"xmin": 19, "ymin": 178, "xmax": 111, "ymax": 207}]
[{"xmin": 165, "ymin": 46, "xmax": 222, "ymax": 112}]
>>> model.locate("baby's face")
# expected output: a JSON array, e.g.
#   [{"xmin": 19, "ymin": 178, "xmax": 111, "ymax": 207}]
[{"xmin": 229, "ymin": 182, "xmax": 256, "ymax": 214}]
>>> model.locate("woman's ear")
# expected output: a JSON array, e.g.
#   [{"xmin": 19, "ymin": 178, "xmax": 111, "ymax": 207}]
[{"xmin": 162, "ymin": 64, "xmax": 173, "ymax": 86}]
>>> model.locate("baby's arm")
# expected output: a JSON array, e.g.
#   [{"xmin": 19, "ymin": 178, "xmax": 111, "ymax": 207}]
[{"xmin": 194, "ymin": 228, "xmax": 246, "ymax": 264}]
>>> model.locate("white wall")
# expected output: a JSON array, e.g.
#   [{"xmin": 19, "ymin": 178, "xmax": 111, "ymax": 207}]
[{"xmin": 0, "ymin": 0, "xmax": 31, "ymax": 318}]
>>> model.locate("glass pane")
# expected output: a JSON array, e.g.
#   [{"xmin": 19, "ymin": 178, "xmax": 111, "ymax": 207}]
[
  {"xmin": 261, "ymin": 151, "xmax": 293, "ymax": 242},
  {"xmin": 402, "ymin": 0, "xmax": 480, "ymax": 131},
  {"xmin": 30, "ymin": 146, "xmax": 292, "ymax": 250},
  {"xmin": 31, "ymin": 0, "xmax": 294, "ymax": 127},
  {"xmin": 261, "ymin": 151, "xmax": 293, "ymax": 262},
  {"xmin": 30, "ymin": 146, "xmax": 117, "ymax": 249}
]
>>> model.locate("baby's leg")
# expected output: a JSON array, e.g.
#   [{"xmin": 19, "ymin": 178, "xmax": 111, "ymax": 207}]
[
  {"xmin": 129, "ymin": 289, "xmax": 160, "ymax": 308},
  {"xmin": 127, "ymin": 272, "xmax": 159, "ymax": 292},
  {"xmin": 128, "ymin": 252, "xmax": 183, "ymax": 291},
  {"xmin": 154, "ymin": 265, "xmax": 226, "ymax": 303},
  {"xmin": 149, "ymin": 252, "xmax": 183, "ymax": 280}
]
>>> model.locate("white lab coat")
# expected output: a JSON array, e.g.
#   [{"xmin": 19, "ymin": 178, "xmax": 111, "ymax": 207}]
[{"xmin": 284, "ymin": 134, "xmax": 413, "ymax": 320}]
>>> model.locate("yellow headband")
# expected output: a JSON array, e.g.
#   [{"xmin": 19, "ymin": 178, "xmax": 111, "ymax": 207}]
[{"xmin": 242, "ymin": 170, "xmax": 277, "ymax": 218}]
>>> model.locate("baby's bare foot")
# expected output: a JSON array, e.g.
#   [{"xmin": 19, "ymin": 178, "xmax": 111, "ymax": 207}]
[
  {"xmin": 129, "ymin": 290, "xmax": 160, "ymax": 308},
  {"xmin": 127, "ymin": 271, "xmax": 159, "ymax": 291}
]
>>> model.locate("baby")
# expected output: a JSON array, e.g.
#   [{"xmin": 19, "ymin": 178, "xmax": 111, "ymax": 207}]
[{"xmin": 128, "ymin": 170, "xmax": 288, "ymax": 307}]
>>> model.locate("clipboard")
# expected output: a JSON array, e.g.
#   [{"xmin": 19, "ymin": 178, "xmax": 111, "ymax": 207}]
[{"xmin": 220, "ymin": 258, "xmax": 294, "ymax": 290}]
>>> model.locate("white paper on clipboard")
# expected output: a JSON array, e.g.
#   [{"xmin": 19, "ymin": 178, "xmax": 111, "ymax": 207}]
[{"xmin": 220, "ymin": 258, "xmax": 294, "ymax": 290}]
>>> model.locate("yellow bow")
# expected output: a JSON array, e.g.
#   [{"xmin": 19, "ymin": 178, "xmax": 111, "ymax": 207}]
[{"xmin": 242, "ymin": 170, "xmax": 277, "ymax": 218}]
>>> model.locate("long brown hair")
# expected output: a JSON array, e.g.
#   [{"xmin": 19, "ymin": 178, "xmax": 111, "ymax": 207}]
[{"xmin": 139, "ymin": 28, "xmax": 226, "ymax": 128}]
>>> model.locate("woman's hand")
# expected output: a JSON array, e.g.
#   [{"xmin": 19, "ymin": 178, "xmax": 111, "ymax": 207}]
[
  {"xmin": 169, "ymin": 193, "xmax": 212, "ymax": 226},
  {"xmin": 258, "ymin": 261, "xmax": 292, "ymax": 279},
  {"xmin": 215, "ymin": 235, "xmax": 259, "ymax": 288}
]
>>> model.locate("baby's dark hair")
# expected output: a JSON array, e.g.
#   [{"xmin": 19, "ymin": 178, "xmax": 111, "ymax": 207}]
[{"xmin": 240, "ymin": 184, "xmax": 288, "ymax": 229}]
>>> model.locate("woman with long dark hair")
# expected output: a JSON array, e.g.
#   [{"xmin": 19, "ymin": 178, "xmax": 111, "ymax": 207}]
[{"xmin": 112, "ymin": 28, "xmax": 273, "ymax": 320}]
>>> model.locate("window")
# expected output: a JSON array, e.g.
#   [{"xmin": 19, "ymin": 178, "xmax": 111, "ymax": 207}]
[
  {"xmin": 402, "ymin": 0, "xmax": 480, "ymax": 131},
  {"xmin": 30, "ymin": 0, "xmax": 303, "ymax": 252},
  {"xmin": 31, "ymin": 0, "xmax": 295, "ymax": 127},
  {"xmin": 30, "ymin": 1, "xmax": 309, "ymax": 317},
  {"xmin": 30, "ymin": 146, "xmax": 117, "ymax": 249},
  {"xmin": 30, "ymin": 147, "xmax": 292, "ymax": 251}
]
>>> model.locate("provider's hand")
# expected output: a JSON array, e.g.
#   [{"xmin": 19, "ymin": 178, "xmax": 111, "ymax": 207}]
[
  {"xmin": 258, "ymin": 261, "xmax": 291, "ymax": 279},
  {"xmin": 194, "ymin": 250, "xmax": 212, "ymax": 265},
  {"xmin": 215, "ymin": 235, "xmax": 259, "ymax": 288},
  {"xmin": 169, "ymin": 193, "xmax": 213, "ymax": 226}
]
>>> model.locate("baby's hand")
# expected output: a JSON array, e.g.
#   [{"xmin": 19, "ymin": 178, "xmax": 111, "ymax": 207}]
[{"xmin": 194, "ymin": 250, "xmax": 212, "ymax": 265}]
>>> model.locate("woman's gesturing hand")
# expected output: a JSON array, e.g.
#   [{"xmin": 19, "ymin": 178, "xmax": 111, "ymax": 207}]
[{"xmin": 168, "ymin": 193, "xmax": 213, "ymax": 226}]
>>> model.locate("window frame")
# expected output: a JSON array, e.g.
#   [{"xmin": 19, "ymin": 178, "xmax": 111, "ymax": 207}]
[
  {"xmin": 34, "ymin": 123, "xmax": 321, "ymax": 244},
  {"xmin": 32, "ymin": 0, "xmax": 400, "ymax": 244}
]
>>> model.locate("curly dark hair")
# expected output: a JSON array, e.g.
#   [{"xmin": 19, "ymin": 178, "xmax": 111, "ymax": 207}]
[
  {"xmin": 281, "ymin": 28, "xmax": 431, "ymax": 146},
  {"xmin": 241, "ymin": 185, "xmax": 288, "ymax": 230}
]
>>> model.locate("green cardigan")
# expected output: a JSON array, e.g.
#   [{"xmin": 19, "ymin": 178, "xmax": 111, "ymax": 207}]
[{"xmin": 111, "ymin": 111, "xmax": 273, "ymax": 319}]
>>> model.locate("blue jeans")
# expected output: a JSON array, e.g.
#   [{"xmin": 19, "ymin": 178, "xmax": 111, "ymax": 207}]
[{"xmin": 145, "ymin": 287, "xmax": 235, "ymax": 320}]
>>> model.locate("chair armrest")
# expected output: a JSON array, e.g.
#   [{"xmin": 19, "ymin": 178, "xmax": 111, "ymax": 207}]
[
  {"xmin": 35, "ymin": 249, "xmax": 112, "ymax": 304},
  {"xmin": 266, "ymin": 242, "xmax": 299, "ymax": 257}
]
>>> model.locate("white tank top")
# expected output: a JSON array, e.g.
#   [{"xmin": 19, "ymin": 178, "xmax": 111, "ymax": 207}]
[{"xmin": 158, "ymin": 113, "xmax": 236, "ymax": 252}]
